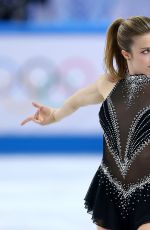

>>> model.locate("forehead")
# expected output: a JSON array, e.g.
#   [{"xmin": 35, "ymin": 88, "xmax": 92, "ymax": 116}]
[{"xmin": 132, "ymin": 32, "xmax": 150, "ymax": 49}]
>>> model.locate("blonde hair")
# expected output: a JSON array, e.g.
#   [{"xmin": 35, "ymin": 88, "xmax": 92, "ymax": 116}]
[{"xmin": 104, "ymin": 16, "xmax": 150, "ymax": 80}]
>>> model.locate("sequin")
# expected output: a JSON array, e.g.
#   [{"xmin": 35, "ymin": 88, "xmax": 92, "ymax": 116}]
[
  {"xmin": 84, "ymin": 73, "xmax": 150, "ymax": 223},
  {"xmin": 123, "ymin": 76, "xmax": 150, "ymax": 108},
  {"xmin": 99, "ymin": 74, "xmax": 150, "ymax": 215}
]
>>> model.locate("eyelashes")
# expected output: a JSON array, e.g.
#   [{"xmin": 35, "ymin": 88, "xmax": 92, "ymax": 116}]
[{"xmin": 141, "ymin": 49, "xmax": 150, "ymax": 54}]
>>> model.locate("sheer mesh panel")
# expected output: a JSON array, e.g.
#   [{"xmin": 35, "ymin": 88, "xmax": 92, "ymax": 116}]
[{"xmin": 84, "ymin": 73, "xmax": 150, "ymax": 230}]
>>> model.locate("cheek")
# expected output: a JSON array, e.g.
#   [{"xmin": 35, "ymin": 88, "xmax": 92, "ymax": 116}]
[{"xmin": 136, "ymin": 55, "xmax": 149, "ymax": 64}]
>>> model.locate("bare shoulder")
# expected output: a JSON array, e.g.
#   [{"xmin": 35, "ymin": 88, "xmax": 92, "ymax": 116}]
[{"xmin": 96, "ymin": 73, "xmax": 119, "ymax": 99}]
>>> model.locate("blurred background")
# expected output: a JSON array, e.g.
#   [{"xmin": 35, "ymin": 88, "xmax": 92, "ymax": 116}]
[{"xmin": 0, "ymin": 0, "xmax": 149, "ymax": 229}]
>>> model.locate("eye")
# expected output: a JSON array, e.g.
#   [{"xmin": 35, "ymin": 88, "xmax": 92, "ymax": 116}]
[{"xmin": 142, "ymin": 49, "xmax": 149, "ymax": 54}]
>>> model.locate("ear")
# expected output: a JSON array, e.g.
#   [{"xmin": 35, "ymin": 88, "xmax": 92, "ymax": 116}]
[{"xmin": 121, "ymin": 50, "xmax": 131, "ymax": 60}]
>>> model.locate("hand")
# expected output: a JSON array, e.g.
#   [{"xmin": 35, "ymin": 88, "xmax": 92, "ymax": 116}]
[{"xmin": 20, "ymin": 102, "xmax": 57, "ymax": 126}]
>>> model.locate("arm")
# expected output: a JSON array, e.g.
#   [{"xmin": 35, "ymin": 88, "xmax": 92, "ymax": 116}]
[
  {"xmin": 53, "ymin": 75, "xmax": 105, "ymax": 122},
  {"xmin": 21, "ymin": 74, "xmax": 106, "ymax": 126}
]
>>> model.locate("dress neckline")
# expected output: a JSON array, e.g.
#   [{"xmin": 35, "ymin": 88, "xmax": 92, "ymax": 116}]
[{"xmin": 124, "ymin": 69, "xmax": 150, "ymax": 80}]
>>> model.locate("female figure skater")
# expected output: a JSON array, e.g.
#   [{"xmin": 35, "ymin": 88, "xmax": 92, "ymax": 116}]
[{"xmin": 21, "ymin": 16, "xmax": 150, "ymax": 230}]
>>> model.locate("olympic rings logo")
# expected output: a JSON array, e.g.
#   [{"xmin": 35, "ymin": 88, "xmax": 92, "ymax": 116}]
[{"xmin": 0, "ymin": 55, "xmax": 97, "ymax": 105}]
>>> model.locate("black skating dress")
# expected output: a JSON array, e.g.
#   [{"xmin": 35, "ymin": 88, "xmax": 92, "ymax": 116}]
[{"xmin": 84, "ymin": 72, "xmax": 150, "ymax": 230}]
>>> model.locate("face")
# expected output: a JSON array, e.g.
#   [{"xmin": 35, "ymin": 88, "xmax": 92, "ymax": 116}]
[{"xmin": 121, "ymin": 32, "xmax": 150, "ymax": 75}]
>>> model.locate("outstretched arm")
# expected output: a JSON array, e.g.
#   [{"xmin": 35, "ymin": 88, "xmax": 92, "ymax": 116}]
[
  {"xmin": 54, "ymin": 76, "xmax": 104, "ymax": 121},
  {"xmin": 21, "ymin": 74, "xmax": 105, "ymax": 126}
]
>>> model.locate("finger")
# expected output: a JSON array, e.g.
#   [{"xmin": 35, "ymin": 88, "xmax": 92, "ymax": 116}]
[
  {"xmin": 32, "ymin": 102, "xmax": 42, "ymax": 109},
  {"xmin": 20, "ymin": 116, "xmax": 33, "ymax": 126},
  {"xmin": 33, "ymin": 117, "xmax": 44, "ymax": 124},
  {"xmin": 34, "ymin": 110, "xmax": 39, "ymax": 120}
]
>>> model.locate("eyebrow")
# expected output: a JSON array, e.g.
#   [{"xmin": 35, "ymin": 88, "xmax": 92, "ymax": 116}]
[{"xmin": 140, "ymin": 47, "xmax": 150, "ymax": 49}]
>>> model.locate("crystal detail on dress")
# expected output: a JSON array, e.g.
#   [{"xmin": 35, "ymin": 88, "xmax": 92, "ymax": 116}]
[
  {"xmin": 99, "ymin": 161, "xmax": 150, "ymax": 199},
  {"xmin": 100, "ymin": 96, "xmax": 123, "ymax": 174},
  {"xmin": 99, "ymin": 75, "xmax": 150, "ymax": 178},
  {"xmin": 123, "ymin": 74, "xmax": 150, "ymax": 109},
  {"xmin": 84, "ymin": 72, "xmax": 150, "ymax": 224},
  {"xmin": 97, "ymin": 74, "xmax": 150, "ymax": 214},
  {"xmin": 101, "ymin": 97, "xmax": 150, "ymax": 178},
  {"xmin": 123, "ymin": 105, "xmax": 150, "ymax": 175}
]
